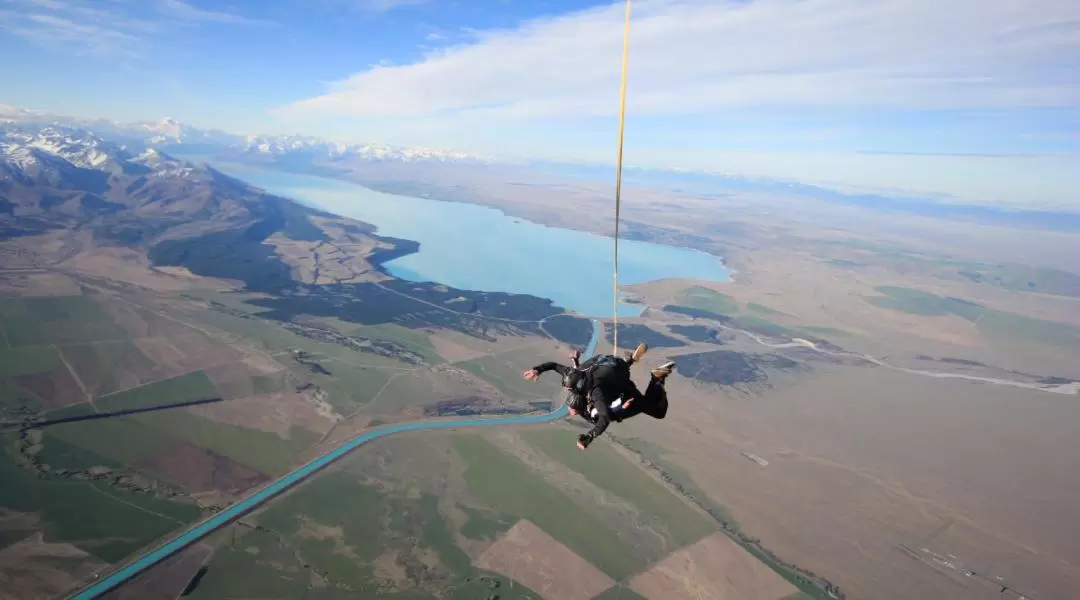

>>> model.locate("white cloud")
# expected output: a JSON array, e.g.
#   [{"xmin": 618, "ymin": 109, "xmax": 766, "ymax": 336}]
[
  {"xmin": 274, "ymin": 0, "xmax": 1080, "ymax": 120},
  {"xmin": 0, "ymin": 0, "xmax": 268, "ymax": 57},
  {"xmin": 0, "ymin": 0, "xmax": 158, "ymax": 57}
]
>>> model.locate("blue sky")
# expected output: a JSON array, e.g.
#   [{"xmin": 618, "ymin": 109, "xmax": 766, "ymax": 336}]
[{"xmin": 1, "ymin": 0, "xmax": 1078, "ymax": 208}]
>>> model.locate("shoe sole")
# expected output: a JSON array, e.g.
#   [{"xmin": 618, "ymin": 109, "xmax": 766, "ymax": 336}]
[{"xmin": 651, "ymin": 361, "xmax": 676, "ymax": 378}]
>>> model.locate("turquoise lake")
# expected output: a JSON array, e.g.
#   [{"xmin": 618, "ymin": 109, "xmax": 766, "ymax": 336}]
[{"xmin": 215, "ymin": 165, "xmax": 732, "ymax": 317}]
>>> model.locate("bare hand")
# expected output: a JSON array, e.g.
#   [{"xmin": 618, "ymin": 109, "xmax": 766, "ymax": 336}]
[{"xmin": 523, "ymin": 369, "xmax": 540, "ymax": 381}]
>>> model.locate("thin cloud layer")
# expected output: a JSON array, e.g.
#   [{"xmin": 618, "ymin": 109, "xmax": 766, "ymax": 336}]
[
  {"xmin": 358, "ymin": 0, "xmax": 430, "ymax": 12},
  {"xmin": 159, "ymin": 0, "xmax": 266, "ymax": 25},
  {"xmin": 274, "ymin": 0, "xmax": 1080, "ymax": 119},
  {"xmin": 0, "ymin": 0, "xmax": 269, "ymax": 57}
]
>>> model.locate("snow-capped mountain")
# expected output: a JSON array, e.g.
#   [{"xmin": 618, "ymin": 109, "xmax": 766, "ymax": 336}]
[
  {"xmin": 0, "ymin": 118, "xmax": 393, "ymax": 296},
  {"xmin": 0, "ymin": 124, "xmax": 130, "ymax": 171},
  {"xmin": 238, "ymin": 134, "xmax": 479, "ymax": 163},
  {"xmin": 0, "ymin": 104, "xmax": 487, "ymax": 165},
  {"xmin": 0, "ymin": 121, "xmax": 272, "ymax": 232}
]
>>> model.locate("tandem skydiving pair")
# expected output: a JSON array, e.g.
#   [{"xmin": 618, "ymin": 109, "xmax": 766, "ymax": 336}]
[{"xmin": 522, "ymin": 343, "xmax": 675, "ymax": 449}]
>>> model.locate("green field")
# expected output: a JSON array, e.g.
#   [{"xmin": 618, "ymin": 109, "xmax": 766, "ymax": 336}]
[
  {"xmin": 183, "ymin": 525, "xmax": 314, "ymax": 599},
  {"xmin": 865, "ymin": 285, "xmax": 1080, "ymax": 348},
  {"xmin": 351, "ymin": 323, "xmax": 444, "ymax": 365},
  {"xmin": 0, "ymin": 446, "xmax": 201, "ymax": 562},
  {"xmin": 364, "ymin": 371, "xmax": 438, "ymax": 413},
  {"xmin": 46, "ymin": 371, "xmax": 318, "ymax": 476},
  {"xmin": 0, "ymin": 346, "xmax": 63, "ymax": 379},
  {"xmin": 675, "ymin": 286, "xmax": 740, "ymax": 315},
  {"xmin": 0, "ymin": 295, "xmax": 127, "ymax": 347},
  {"xmin": 291, "ymin": 358, "xmax": 395, "ymax": 413},
  {"xmin": 457, "ymin": 347, "xmax": 561, "ymax": 400},
  {"xmin": 453, "ymin": 434, "xmax": 646, "ymax": 580},
  {"xmin": 814, "ymin": 239, "xmax": 1080, "ymax": 298},
  {"xmin": 132, "ymin": 409, "xmax": 319, "ymax": 476},
  {"xmin": 192, "ymin": 307, "xmax": 412, "ymax": 370},
  {"xmin": 522, "ymin": 429, "xmax": 715, "ymax": 548},
  {"xmin": 59, "ymin": 341, "xmax": 160, "ymax": 398},
  {"xmin": 459, "ymin": 504, "xmax": 512, "ymax": 541},
  {"xmin": 0, "ymin": 346, "xmax": 64, "ymax": 412},
  {"xmin": 187, "ymin": 468, "xmax": 541, "ymax": 600},
  {"xmin": 746, "ymin": 302, "xmax": 787, "ymax": 317},
  {"xmin": 191, "ymin": 306, "xmax": 422, "ymax": 411},
  {"xmin": 47, "ymin": 415, "xmax": 175, "ymax": 465},
  {"xmin": 36, "ymin": 433, "xmax": 126, "ymax": 472},
  {"xmin": 619, "ymin": 437, "xmax": 739, "ymax": 532},
  {"xmin": 592, "ymin": 586, "xmax": 649, "ymax": 600},
  {"xmin": 671, "ymin": 286, "xmax": 852, "ymax": 343},
  {"xmin": 95, "ymin": 370, "xmax": 219, "ymax": 413}
]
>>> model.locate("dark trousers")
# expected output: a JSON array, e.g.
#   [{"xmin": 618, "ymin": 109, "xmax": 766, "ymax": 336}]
[{"xmin": 617, "ymin": 377, "xmax": 668, "ymax": 420}]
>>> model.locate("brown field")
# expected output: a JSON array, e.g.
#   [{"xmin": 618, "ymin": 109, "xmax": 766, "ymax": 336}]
[
  {"xmin": 0, "ymin": 271, "xmax": 82, "ymax": 298},
  {"xmin": 629, "ymin": 249, "xmax": 1080, "ymax": 377},
  {"xmin": 427, "ymin": 334, "xmax": 487, "ymax": 362},
  {"xmin": 474, "ymin": 519, "xmax": 614, "ymax": 600},
  {"xmin": 429, "ymin": 329, "xmax": 566, "ymax": 359},
  {"xmin": 13, "ymin": 368, "xmax": 86, "ymax": 409},
  {"xmin": 60, "ymin": 240, "xmax": 236, "ymax": 292},
  {"xmin": 63, "ymin": 343, "xmax": 163, "ymax": 399},
  {"xmin": 203, "ymin": 361, "xmax": 258, "ymax": 398},
  {"xmin": 618, "ymin": 363, "xmax": 1080, "ymax": 600},
  {"xmin": 189, "ymin": 390, "xmax": 340, "ymax": 437},
  {"xmin": 268, "ymin": 235, "xmax": 384, "ymax": 285},
  {"xmin": 240, "ymin": 351, "xmax": 289, "ymax": 375},
  {"xmin": 0, "ymin": 533, "xmax": 109, "ymax": 600},
  {"xmin": 132, "ymin": 333, "xmax": 243, "ymax": 377},
  {"xmin": 97, "ymin": 298, "xmax": 194, "ymax": 339},
  {"xmin": 0, "ymin": 510, "xmax": 38, "ymax": 546},
  {"xmin": 629, "ymin": 531, "xmax": 797, "ymax": 600},
  {"xmin": 136, "ymin": 440, "xmax": 271, "ymax": 492},
  {"xmin": 97, "ymin": 543, "xmax": 212, "ymax": 600}
]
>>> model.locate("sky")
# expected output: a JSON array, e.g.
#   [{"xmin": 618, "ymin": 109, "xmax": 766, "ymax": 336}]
[{"xmin": 0, "ymin": 0, "xmax": 1078, "ymax": 208}]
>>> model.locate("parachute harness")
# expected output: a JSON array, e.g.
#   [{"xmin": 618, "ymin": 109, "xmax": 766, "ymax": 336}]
[{"xmin": 612, "ymin": 0, "xmax": 632, "ymax": 356}]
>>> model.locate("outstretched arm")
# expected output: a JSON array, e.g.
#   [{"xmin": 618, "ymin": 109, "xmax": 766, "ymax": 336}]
[{"xmin": 523, "ymin": 361, "xmax": 572, "ymax": 381}]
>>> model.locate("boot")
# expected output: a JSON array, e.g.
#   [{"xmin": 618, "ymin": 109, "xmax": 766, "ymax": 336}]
[{"xmin": 625, "ymin": 342, "xmax": 648, "ymax": 366}]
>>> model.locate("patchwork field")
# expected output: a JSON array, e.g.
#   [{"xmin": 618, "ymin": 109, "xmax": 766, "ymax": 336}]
[
  {"xmin": 475, "ymin": 519, "xmax": 614, "ymax": 600},
  {"xmin": 119, "ymin": 425, "xmax": 787, "ymax": 600},
  {"xmin": 628, "ymin": 532, "xmax": 799, "ymax": 600},
  {"xmin": 0, "ymin": 269, "xmax": 602, "ymax": 599}
]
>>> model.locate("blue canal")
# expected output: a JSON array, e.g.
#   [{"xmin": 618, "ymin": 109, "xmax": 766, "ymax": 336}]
[{"xmin": 72, "ymin": 319, "xmax": 601, "ymax": 599}]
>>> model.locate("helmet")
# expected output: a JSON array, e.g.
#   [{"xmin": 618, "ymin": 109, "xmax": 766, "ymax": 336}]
[
  {"xmin": 561, "ymin": 369, "xmax": 587, "ymax": 411},
  {"xmin": 561, "ymin": 369, "xmax": 585, "ymax": 393},
  {"xmin": 564, "ymin": 389, "xmax": 587, "ymax": 413}
]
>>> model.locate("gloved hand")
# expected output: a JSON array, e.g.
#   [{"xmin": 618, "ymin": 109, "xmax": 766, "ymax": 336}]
[{"xmin": 577, "ymin": 433, "xmax": 592, "ymax": 450}]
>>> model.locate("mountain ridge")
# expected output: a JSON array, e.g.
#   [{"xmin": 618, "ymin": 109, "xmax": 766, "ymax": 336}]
[{"xmin": 0, "ymin": 120, "xmax": 401, "ymax": 294}]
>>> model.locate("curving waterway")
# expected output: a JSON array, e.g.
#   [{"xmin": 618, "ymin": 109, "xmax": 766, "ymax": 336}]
[{"xmin": 71, "ymin": 319, "xmax": 602, "ymax": 599}]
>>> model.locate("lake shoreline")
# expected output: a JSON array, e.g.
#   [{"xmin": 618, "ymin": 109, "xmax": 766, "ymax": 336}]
[
  {"xmin": 200, "ymin": 159, "xmax": 732, "ymax": 318},
  {"xmin": 198, "ymin": 156, "xmax": 735, "ymax": 266}
]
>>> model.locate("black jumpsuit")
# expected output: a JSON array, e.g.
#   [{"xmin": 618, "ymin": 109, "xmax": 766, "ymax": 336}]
[{"xmin": 531, "ymin": 355, "xmax": 668, "ymax": 447}]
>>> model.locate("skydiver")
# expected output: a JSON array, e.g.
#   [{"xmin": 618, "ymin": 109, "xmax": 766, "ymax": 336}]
[{"xmin": 522, "ymin": 343, "xmax": 676, "ymax": 450}]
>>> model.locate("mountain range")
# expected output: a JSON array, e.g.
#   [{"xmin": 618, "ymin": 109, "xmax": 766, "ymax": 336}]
[
  {"xmin": 3, "ymin": 104, "xmax": 1078, "ymax": 241},
  {"xmin": 0, "ymin": 104, "xmax": 486, "ymax": 165},
  {"xmin": 0, "ymin": 118, "xmax": 402, "ymax": 295}
]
